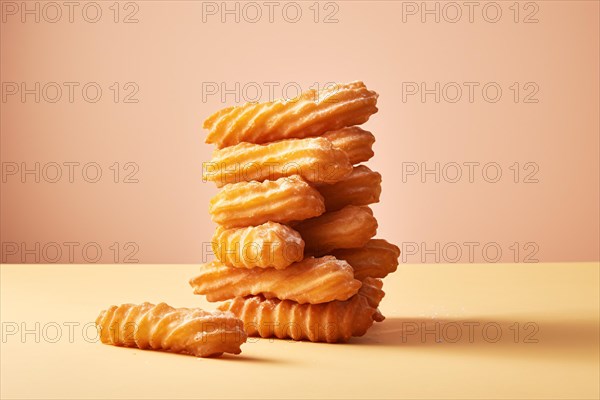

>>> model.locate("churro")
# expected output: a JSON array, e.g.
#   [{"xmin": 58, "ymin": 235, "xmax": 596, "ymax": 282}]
[
  {"xmin": 204, "ymin": 82, "xmax": 378, "ymax": 148},
  {"xmin": 209, "ymin": 175, "xmax": 325, "ymax": 228},
  {"xmin": 204, "ymin": 137, "xmax": 352, "ymax": 187},
  {"xmin": 317, "ymin": 165, "xmax": 382, "ymax": 211},
  {"xmin": 332, "ymin": 239, "xmax": 401, "ymax": 280},
  {"xmin": 323, "ymin": 126, "xmax": 375, "ymax": 165},
  {"xmin": 96, "ymin": 302, "xmax": 246, "ymax": 357},
  {"xmin": 190, "ymin": 256, "xmax": 361, "ymax": 304},
  {"xmin": 294, "ymin": 205, "xmax": 378, "ymax": 255},
  {"xmin": 218, "ymin": 277, "xmax": 384, "ymax": 342},
  {"xmin": 212, "ymin": 222, "xmax": 304, "ymax": 269}
]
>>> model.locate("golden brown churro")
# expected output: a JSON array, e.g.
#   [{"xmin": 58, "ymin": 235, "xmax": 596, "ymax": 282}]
[
  {"xmin": 332, "ymin": 239, "xmax": 401, "ymax": 280},
  {"xmin": 209, "ymin": 175, "xmax": 325, "ymax": 228},
  {"xmin": 204, "ymin": 137, "xmax": 353, "ymax": 187},
  {"xmin": 322, "ymin": 126, "xmax": 376, "ymax": 165},
  {"xmin": 357, "ymin": 277, "xmax": 386, "ymax": 309},
  {"xmin": 189, "ymin": 256, "xmax": 361, "ymax": 304},
  {"xmin": 204, "ymin": 82, "xmax": 379, "ymax": 148},
  {"xmin": 96, "ymin": 302, "xmax": 247, "ymax": 357},
  {"xmin": 294, "ymin": 205, "xmax": 378, "ymax": 256},
  {"xmin": 212, "ymin": 222, "xmax": 304, "ymax": 269},
  {"xmin": 217, "ymin": 277, "xmax": 385, "ymax": 343},
  {"xmin": 317, "ymin": 165, "xmax": 382, "ymax": 211}
]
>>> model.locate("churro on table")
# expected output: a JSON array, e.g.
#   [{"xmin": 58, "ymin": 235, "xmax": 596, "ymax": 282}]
[{"xmin": 96, "ymin": 302, "xmax": 246, "ymax": 357}]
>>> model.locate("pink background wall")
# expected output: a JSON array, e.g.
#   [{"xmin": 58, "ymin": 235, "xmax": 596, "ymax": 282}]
[{"xmin": 1, "ymin": 1, "xmax": 598, "ymax": 263}]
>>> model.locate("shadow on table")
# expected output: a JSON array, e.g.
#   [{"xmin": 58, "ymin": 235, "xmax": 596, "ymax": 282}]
[
  {"xmin": 144, "ymin": 349, "xmax": 287, "ymax": 364},
  {"xmin": 352, "ymin": 314, "xmax": 599, "ymax": 363},
  {"xmin": 217, "ymin": 353, "xmax": 290, "ymax": 363}
]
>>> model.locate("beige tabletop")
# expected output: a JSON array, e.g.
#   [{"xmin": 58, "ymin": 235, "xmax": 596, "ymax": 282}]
[{"xmin": 1, "ymin": 262, "xmax": 598, "ymax": 399}]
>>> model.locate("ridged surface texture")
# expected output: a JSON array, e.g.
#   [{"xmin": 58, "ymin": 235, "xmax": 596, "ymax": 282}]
[
  {"xmin": 294, "ymin": 205, "xmax": 378, "ymax": 256},
  {"xmin": 212, "ymin": 222, "xmax": 304, "ymax": 269},
  {"xmin": 322, "ymin": 126, "xmax": 376, "ymax": 165},
  {"xmin": 204, "ymin": 81, "xmax": 379, "ymax": 148},
  {"xmin": 217, "ymin": 277, "xmax": 385, "ymax": 343},
  {"xmin": 95, "ymin": 302, "xmax": 247, "ymax": 357},
  {"xmin": 332, "ymin": 239, "xmax": 401, "ymax": 280},
  {"xmin": 189, "ymin": 256, "xmax": 362, "ymax": 304},
  {"xmin": 209, "ymin": 175, "xmax": 325, "ymax": 228},
  {"xmin": 317, "ymin": 165, "xmax": 382, "ymax": 211},
  {"xmin": 204, "ymin": 137, "xmax": 353, "ymax": 187}
]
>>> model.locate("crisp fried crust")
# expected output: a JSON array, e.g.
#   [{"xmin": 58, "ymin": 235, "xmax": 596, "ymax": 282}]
[
  {"xmin": 209, "ymin": 175, "xmax": 325, "ymax": 228},
  {"xmin": 372, "ymin": 310, "xmax": 386, "ymax": 323},
  {"xmin": 204, "ymin": 81, "xmax": 379, "ymax": 148},
  {"xmin": 95, "ymin": 302, "xmax": 247, "ymax": 357},
  {"xmin": 217, "ymin": 277, "xmax": 385, "ymax": 343},
  {"xmin": 294, "ymin": 205, "xmax": 378, "ymax": 256},
  {"xmin": 357, "ymin": 278, "xmax": 386, "ymax": 323},
  {"xmin": 189, "ymin": 256, "xmax": 362, "ymax": 304},
  {"xmin": 204, "ymin": 137, "xmax": 353, "ymax": 187},
  {"xmin": 357, "ymin": 277, "xmax": 386, "ymax": 309},
  {"xmin": 212, "ymin": 222, "xmax": 304, "ymax": 269},
  {"xmin": 317, "ymin": 165, "xmax": 382, "ymax": 211},
  {"xmin": 323, "ymin": 126, "xmax": 376, "ymax": 165},
  {"xmin": 331, "ymin": 239, "xmax": 401, "ymax": 280}
]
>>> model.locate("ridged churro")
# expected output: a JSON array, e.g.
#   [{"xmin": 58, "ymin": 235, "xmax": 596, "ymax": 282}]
[
  {"xmin": 204, "ymin": 137, "xmax": 353, "ymax": 187},
  {"xmin": 332, "ymin": 239, "xmax": 401, "ymax": 280},
  {"xmin": 294, "ymin": 205, "xmax": 378, "ymax": 256},
  {"xmin": 190, "ymin": 256, "xmax": 361, "ymax": 304},
  {"xmin": 217, "ymin": 277, "xmax": 385, "ymax": 343},
  {"xmin": 204, "ymin": 82, "xmax": 379, "ymax": 148},
  {"xmin": 317, "ymin": 165, "xmax": 382, "ymax": 211},
  {"xmin": 323, "ymin": 126, "xmax": 376, "ymax": 165},
  {"xmin": 212, "ymin": 222, "xmax": 304, "ymax": 269},
  {"xmin": 209, "ymin": 175, "xmax": 325, "ymax": 228},
  {"xmin": 96, "ymin": 302, "xmax": 247, "ymax": 357},
  {"xmin": 357, "ymin": 277, "xmax": 385, "ymax": 309}
]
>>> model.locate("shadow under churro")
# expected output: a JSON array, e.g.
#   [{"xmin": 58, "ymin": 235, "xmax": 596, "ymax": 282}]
[
  {"xmin": 217, "ymin": 353, "xmax": 286, "ymax": 364},
  {"xmin": 352, "ymin": 314, "xmax": 599, "ymax": 364}
]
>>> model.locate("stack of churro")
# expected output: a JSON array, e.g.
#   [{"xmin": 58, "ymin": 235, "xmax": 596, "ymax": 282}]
[{"xmin": 192, "ymin": 81, "xmax": 400, "ymax": 343}]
